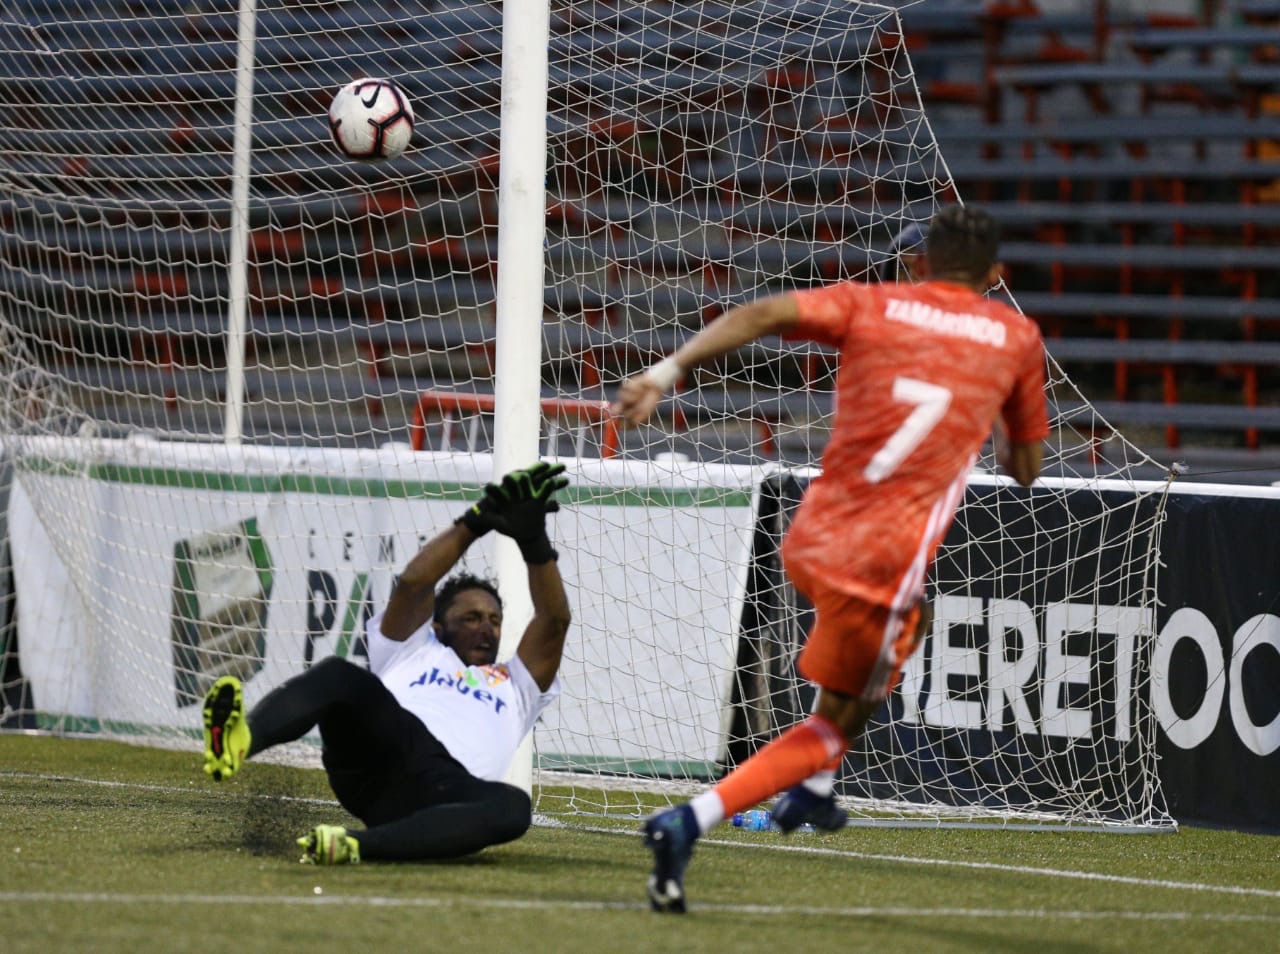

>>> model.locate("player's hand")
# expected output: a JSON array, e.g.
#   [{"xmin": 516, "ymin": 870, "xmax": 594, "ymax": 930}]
[
  {"xmin": 486, "ymin": 461, "xmax": 568, "ymax": 564},
  {"xmin": 611, "ymin": 374, "xmax": 664, "ymax": 428},
  {"xmin": 455, "ymin": 480, "xmax": 507, "ymax": 538}
]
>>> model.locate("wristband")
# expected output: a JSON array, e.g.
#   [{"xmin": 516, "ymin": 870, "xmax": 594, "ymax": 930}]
[
  {"xmin": 644, "ymin": 356, "xmax": 683, "ymax": 393},
  {"xmin": 455, "ymin": 505, "xmax": 491, "ymax": 537},
  {"xmin": 517, "ymin": 534, "xmax": 558, "ymax": 565}
]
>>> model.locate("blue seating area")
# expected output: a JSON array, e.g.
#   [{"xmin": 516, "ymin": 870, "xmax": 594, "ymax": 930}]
[{"xmin": 1, "ymin": 0, "xmax": 1278, "ymax": 478}]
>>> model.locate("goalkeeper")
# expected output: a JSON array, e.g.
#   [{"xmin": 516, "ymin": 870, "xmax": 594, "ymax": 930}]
[
  {"xmin": 613, "ymin": 205, "xmax": 1049, "ymax": 912},
  {"xmin": 200, "ymin": 462, "xmax": 572, "ymax": 865}
]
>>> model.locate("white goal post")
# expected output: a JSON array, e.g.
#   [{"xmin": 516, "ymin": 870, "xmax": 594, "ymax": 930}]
[{"xmin": 0, "ymin": 0, "xmax": 1176, "ymax": 831}]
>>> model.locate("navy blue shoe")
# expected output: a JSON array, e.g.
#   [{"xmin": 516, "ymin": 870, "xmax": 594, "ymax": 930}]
[
  {"xmin": 772, "ymin": 785, "xmax": 848, "ymax": 833},
  {"xmin": 642, "ymin": 804, "xmax": 698, "ymax": 913}
]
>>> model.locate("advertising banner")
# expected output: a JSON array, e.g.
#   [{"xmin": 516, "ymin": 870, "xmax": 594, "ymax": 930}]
[
  {"xmin": 1154, "ymin": 488, "xmax": 1280, "ymax": 830},
  {"xmin": 9, "ymin": 437, "xmax": 1277, "ymax": 829},
  {"xmin": 736, "ymin": 473, "xmax": 1280, "ymax": 831},
  {"xmin": 9, "ymin": 439, "xmax": 760, "ymax": 774}
]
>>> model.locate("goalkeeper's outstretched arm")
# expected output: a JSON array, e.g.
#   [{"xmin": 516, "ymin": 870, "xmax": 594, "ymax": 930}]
[
  {"xmin": 377, "ymin": 465, "xmax": 571, "ymax": 688},
  {"xmin": 380, "ymin": 522, "xmax": 475, "ymax": 641},
  {"xmin": 518, "ymin": 558, "xmax": 572, "ymax": 692},
  {"xmin": 612, "ymin": 293, "xmax": 800, "ymax": 427}
]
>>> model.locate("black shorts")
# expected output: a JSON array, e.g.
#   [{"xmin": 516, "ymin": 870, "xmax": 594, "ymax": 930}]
[{"xmin": 318, "ymin": 666, "xmax": 492, "ymax": 826}]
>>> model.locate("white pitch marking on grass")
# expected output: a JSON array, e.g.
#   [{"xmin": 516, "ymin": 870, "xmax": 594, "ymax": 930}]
[
  {"xmin": 0, "ymin": 892, "xmax": 1279, "ymax": 924},
  {"xmin": 716, "ymin": 833, "xmax": 1280, "ymax": 901},
  {"xmin": 0, "ymin": 768, "xmax": 566, "ymax": 828},
  {"xmin": 570, "ymin": 824, "xmax": 1280, "ymax": 901},
  {"xmin": 724, "ymin": 838, "xmax": 1280, "ymax": 901},
  {"xmin": 5, "ymin": 770, "xmax": 1277, "ymax": 902},
  {"xmin": 0, "ymin": 769, "xmax": 340, "ymax": 807}
]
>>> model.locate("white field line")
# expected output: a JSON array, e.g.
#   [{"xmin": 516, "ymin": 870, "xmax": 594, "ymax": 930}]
[
  {"xmin": 0, "ymin": 769, "xmax": 339, "ymax": 806},
  {"xmin": 0, "ymin": 892, "xmax": 1278, "ymax": 923},
  {"xmin": 4, "ymin": 770, "xmax": 1278, "ymax": 902},
  {"xmin": 687, "ymin": 832, "xmax": 1280, "ymax": 901}
]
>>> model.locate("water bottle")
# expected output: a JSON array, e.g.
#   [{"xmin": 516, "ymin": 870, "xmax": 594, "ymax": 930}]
[
  {"xmin": 731, "ymin": 809, "xmax": 816, "ymax": 834},
  {"xmin": 732, "ymin": 809, "xmax": 776, "ymax": 830}
]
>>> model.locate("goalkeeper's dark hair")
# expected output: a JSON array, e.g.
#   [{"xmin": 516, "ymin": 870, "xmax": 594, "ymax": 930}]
[
  {"xmin": 925, "ymin": 204, "xmax": 1000, "ymax": 280},
  {"xmin": 434, "ymin": 572, "xmax": 502, "ymax": 623}
]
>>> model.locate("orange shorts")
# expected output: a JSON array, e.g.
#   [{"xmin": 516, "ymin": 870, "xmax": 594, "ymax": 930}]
[{"xmin": 793, "ymin": 574, "xmax": 924, "ymax": 702}]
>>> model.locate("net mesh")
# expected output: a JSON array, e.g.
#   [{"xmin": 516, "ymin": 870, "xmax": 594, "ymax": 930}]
[{"xmin": 0, "ymin": 0, "xmax": 1174, "ymax": 830}]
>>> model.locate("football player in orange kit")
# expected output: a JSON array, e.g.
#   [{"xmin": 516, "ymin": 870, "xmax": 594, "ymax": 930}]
[{"xmin": 612, "ymin": 204, "xmax": 1049, "ymax": 913}]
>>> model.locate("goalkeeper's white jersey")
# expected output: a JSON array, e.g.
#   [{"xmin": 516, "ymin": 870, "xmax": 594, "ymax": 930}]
[{"xmin": 364, "ymin": 611, "xmax": 562, "ymax": 782}]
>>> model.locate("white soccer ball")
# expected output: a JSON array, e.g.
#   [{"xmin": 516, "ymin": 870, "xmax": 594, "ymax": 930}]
[{"xmin": 327, "ymin": 78, "xmax": 414, "ymax": 161}]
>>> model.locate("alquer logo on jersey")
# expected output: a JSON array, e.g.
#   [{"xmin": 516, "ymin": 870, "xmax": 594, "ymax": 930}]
[{"xmin": 408, "ymin": 665, "xmax": 510, "ymax": 713}]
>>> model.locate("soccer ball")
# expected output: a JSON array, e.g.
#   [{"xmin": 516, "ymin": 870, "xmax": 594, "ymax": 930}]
[{"xmin": 327, "ymin": 78, "xmax": 414, "ymax": 161}]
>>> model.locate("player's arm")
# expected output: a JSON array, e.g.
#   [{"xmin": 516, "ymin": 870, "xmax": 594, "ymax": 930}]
[
  {"xmin": 516, "ymin": 557, "xmax": 573, "ymax": 692},
  {"xmin": 612, "ymin": 293, "xmax": 802, "ymax": 426},
  {"xmin": 998, "ymin": 434, "xmax": 1042, "ymax": 487},
  {"xmin": 380, "ymin": 522, "xmax": 478, "ymax": 641},
  {"xmin": 996, "ymin": 337, "xmax": 1050, "ymax": 488},
  {"xmin": 991, "ymin": 418, "xmax": 1042, "ymax": 487},
  {"xmin": 380, "ymin": 476, "xmax": 518, "ymax": 641},
  {"xmin": 477, "ymin": 463, "xmax": 572, "ymax": 691}
]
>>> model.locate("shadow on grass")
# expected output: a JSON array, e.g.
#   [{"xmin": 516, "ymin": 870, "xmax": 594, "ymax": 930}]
[
  {"xmin": 235, "ymin": 767, "xmax": 507, "ymax": 868},
  {"xmin": 240, "ymin": 764, "xmax": 349, "ymax": 859}
]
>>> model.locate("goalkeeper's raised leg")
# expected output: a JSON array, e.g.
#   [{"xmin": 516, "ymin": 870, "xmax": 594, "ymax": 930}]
[{"xmin": 202, "ymin": 674, "xmax": 252, "ymax": 781}]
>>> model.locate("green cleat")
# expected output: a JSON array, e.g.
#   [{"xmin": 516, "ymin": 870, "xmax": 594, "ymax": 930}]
[
  {"xmin": 202, "ymin": 675, "xmax": 251, "ymax": 782},
  {"xmin": 298, "ymin": 825, "xmax": 362, "ymax": 865}
]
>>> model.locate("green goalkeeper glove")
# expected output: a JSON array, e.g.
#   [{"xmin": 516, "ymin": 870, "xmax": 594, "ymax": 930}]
[
  {"xmin": 486, "ymin": 461, "xmax": 569, "ymax": 564},
  {"xmin": 455, "ymin": 481, "xmax": 507, "ymax": 538}
]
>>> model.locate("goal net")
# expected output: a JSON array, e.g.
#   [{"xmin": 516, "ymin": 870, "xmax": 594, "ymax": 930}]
[{"xmin": 0, "ymin": 0, "xmax": 1175, "ymax": 832}]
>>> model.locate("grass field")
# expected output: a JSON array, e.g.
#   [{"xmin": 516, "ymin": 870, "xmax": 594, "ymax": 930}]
[{"xmin": 2, "ymin": 734, "xmax": 1278, "ymax": 953}]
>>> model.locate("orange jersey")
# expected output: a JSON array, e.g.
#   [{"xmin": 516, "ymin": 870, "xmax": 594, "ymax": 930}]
[{"xmin": 782, "ymin": 279, "xmax": 1049, "ymax": 608}]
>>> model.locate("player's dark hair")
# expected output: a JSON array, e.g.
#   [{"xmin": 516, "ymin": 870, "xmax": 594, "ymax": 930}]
[
  {"xmin": 434, "ymin": 572, "xmax": 502, "ymax": 624},
  {"xmin": 925, "ymin": 205, "xmax": 1000, "ymax": 280}
]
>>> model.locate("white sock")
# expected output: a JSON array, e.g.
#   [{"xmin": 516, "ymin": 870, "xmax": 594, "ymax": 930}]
[
  {"xmin": 801, "ymin": 769, "xmax": 836, "ymax": 798},
  {"xmin": 689, "ymin": 790, "xmax": 726, "ymax": 834}
]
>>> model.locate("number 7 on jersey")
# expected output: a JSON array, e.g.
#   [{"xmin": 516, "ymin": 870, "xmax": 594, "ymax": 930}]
[{"xmin": 863, "ymin": 377, "xmax": 952, "ymax": 483}]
